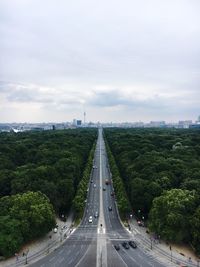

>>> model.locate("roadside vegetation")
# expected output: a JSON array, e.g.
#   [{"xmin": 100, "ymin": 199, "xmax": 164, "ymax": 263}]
[
  {"xmin": 104, "ymin": 128, "xmax": 200, "ymax": 254},
  {"xmin": 0, "ymin": 128, "xmax": 97, "ymax": 258},
  {"xmin": 105, "ymin": 140, "xmax": 131, "ymax": 219},
  {"xmin": 73, "ymin": 142, "xmax": 96, "ymax": 220},
  {"xmin": 0, "ymin": 191, "xmax": 55, "ymax": 257}
]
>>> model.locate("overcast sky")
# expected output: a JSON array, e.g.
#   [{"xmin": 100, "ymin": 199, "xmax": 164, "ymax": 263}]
[{"xmin": 0, "ymin": 0, "xmax": 200, "ymax": 123}]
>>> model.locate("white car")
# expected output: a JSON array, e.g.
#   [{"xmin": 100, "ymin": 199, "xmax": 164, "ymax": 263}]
[{"xmin": 88, "ymin": 216, "xmax": 93, "ymax": 223}]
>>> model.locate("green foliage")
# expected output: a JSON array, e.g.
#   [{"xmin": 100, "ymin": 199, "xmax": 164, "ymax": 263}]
[
  {"xmin": 104, "ymin": 128, "xmax": 200, "ymax": 251},
  {"xmin": 105, "ymin": 140, "xmax": 131, "ymax": 219},
  {"xmin": 73, "ymin": 143, "xmax": 96, "ymax": 218},
  {"xmin": 0, "ymin": 129, "xmax": 97, "ymax": 257},
  {"xmin": 0, "ymin": 191, "xmax": 55, "ymax": 258},
  {"xmin": 148, "ymin": 189, "xmax": 196, "ymax": 242},
  {"xmin": 191, "ymin": 206, "xmax": 200, "ymax": 254},
  {"xmin": 0, "ymin": 129, "xmax": 97, "ymax": 214}
]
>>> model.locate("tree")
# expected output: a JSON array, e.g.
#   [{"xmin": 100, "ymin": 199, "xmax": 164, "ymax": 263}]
[
  {"xmin": 0, "ymin": 216, "xmax": 23, "ymax": 257},
  {"xmin": 148, "ymin": 189, "xmax": 196, "ymax": 243},
  {"xmin": 191, "ymin": 206, "xmax": 200, "ymax": 254},
  {"xmin": 0, "ymin": 191, "xmax": 55, "ymax": 257}
]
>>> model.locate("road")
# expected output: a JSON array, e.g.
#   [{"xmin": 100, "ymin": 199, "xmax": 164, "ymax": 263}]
[{"xmin": 31, "ymin": 128, "xmax": 166, "ymax": 267}]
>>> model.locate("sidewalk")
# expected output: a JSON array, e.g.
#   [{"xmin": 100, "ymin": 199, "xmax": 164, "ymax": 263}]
[
  {"xmin": 0, "ymin": 213, "xmax": 74, "ymax": 267},
  {"xmin": 129, "ymin": 218, "xmax": 200, "ymax": 267}
]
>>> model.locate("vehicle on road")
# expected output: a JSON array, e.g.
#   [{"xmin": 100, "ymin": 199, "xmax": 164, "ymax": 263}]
[
  {"xmin": 114, "ymin": 244, "xmax": 120, "ymax": 251},
  {"xmin": 53, "ymin": 228, "xmax": 58, "ymax": 233},
  {"xmin": 103, "ymin": 187, "xmax": 106, "ymax": 191},
  {"xmin": 105, "ymin": 179, "xmax": 110, "ymax": 185},
  {"xmin": 122, "ymin": 241, "xmax": 129, "ymax": 249},
  {"xmin": 137, "ymin": 220, "xmax": 144, "ymax": 226},
  {"xmin": 93, "ymin": 184, "xmax": 96, "ymax": 188},
  {"xmin": 110, "ymin": 191, "xmax": 115, "ymax": 197},
  {"xmin": 129, "ymin": 240, "xmax": 137, "ymax": 248},
  {"xmin": 88, "ymin": 216, "xmax": 93, "ymax": 223},
  {"xmin": 94, "ymin": 211, "xmax": 99, "ymax": 218},
  {"xmin": 108, "ymin": 206, "xmax": 112, "ymax": 211}
]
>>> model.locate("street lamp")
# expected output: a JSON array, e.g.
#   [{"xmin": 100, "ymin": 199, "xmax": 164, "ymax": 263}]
[
  {"xmin": 169, "ymin": 245, "xmax": 172, "ymax": 262},
  {"xmin": 25, "ymin": 249, "xmax": 29, "ymax": 264},
  {"xmin": 59, "ymin": 230, "xmax": 63, "ymax": 242},
  {"xmin": 150, "ymin": 237, "xmax": 153, "ymax": 250}
]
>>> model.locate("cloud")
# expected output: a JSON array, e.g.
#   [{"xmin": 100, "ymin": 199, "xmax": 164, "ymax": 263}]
[{"xmin": 0, "ymin": 0, "xmax": 200, "ymax": 122}]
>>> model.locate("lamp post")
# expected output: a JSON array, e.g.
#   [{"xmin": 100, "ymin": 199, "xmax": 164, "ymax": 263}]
[
  {"xmin": 150, "ymin": 237, "xmax": 153, "ymax": 250},
  {"xmin": 169, "ymin": 245, "xmax": 172, "ymax": 262},
  {"xmin": 47, "ymin": 235, "xmax": 52, "ymax": 254},
  {"xmin": 59, "ymin": 230, "xmax": 63, "ymax": 242},
  {"xmin": 25, "ymin": 249, "xmax": 29, "ymax": 264},
  {"xmin": 138, "ymin": 209, "xmax": 141, "ymax": 218}
]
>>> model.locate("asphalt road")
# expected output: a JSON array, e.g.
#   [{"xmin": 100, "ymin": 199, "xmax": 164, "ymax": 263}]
[{"xmin": 31, "ymin": 129, "xmax": 166, "ymax": 267}]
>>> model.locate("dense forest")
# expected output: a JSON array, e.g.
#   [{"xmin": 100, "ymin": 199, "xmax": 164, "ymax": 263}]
[
  {"xmin": 0, "ymin": 129, "xmax": 97, "ymax": 257},
  {"xmin": 104, "ymin": 128, "xmax": 200, "ymax": 254}
]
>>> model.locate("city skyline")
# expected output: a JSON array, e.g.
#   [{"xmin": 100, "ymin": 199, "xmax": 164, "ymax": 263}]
[{"xmin": 0, "ymin": 0, "xmax": 200, "ymax": 123}]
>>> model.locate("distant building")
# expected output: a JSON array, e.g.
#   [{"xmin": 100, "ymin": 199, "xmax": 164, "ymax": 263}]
[
  {"xmin": 189, "ymin": 124, "xmax": 200, "ymax": 129},
  {"xmin": 148, "ymin": 121, "xmax": 166, "ymax": 127},
  {"xmin": 178, "ymin": 120, "xmax": 192, "ymax": 128},
  {"xmin": 72, "ymin": 119, "xmax": 77, "ymax": 126},
  {"xmin": 77, "ymin": 120, "xmax": 82, "ymax": 126}
]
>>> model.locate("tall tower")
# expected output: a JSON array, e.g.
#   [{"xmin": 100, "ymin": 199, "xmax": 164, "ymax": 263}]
[{"xmin": 84, "ymin": 111, "xmax": 86, "ymax": 125}]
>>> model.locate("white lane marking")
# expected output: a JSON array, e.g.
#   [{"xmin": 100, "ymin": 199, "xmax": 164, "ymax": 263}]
[
  {"xmin": 113, "ymin": 249, "xmax": 128, "ymax": 267},
  {"xmin": 49, "ymin": 256, "xmax": 55, "ymax": 262},
  {"xmin": 58, "ymin": 257, "xmax": 64, "ymax": 263},
  {"xmin": 68, "ymin": 258, "xmax": 73, "ymax": 265},
  {"xmin": 74, "ymin": 243, "xmax": 91, "ymax": 267},
  {"xmin": 58, "ymin": 249, "xmax": 64, "ymax": 255}
]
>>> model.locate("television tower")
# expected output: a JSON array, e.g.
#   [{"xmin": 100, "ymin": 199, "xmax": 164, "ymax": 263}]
[{"xmin": 84, "ymin": 111, "xmax": 86, "ymax": 125}]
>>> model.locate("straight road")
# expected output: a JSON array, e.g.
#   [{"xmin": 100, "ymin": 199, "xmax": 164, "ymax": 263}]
[{"xmin": 31, "ymin": 128, "xmax": 166, "ymax": 267}]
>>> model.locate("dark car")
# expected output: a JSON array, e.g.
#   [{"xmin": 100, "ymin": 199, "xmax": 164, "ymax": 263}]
[
  {"xmin": 110, "ymin": 191, "xmax": 115, "ymax": 197},
  {"xmin": 129, "ymin": 240, "xmax": 137, "ymax": 248},
  {"xmin": 122, "ymin": 241, "xmax": 129, "ymax": 249},
  {"xmin": 114, "ymin": 244, "xmax": 120, "ymax": 251},
  {"xmin": 137, "ymin": 220, "xmax": 144, "ymax": 227},
  {"xmin": 108, "ymin": 206, "xmax": 112, "ymax": 211}
]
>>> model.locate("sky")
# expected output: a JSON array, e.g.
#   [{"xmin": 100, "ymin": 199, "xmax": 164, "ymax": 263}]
[{"xmin": 0, "ymin": 0, "xmax": 200, "ymax": 123}]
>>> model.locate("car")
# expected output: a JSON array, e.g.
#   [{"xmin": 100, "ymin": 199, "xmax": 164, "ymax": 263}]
[
  {"xmin": 105, "ymin": 179, "xmax": 110, "ymax": 185},
  {"xmin": 108, "ymin": 206, "xmax": 112, "ymax": 211},
  {"xmin": 137, "ymin": 220, "xmax": 144, "ymax": 226},
  {"xmin": 88, "ymin": 216, "xmax": 93, "ymax": 223},
  {"xmin": 110, "ymin": 192, "xmax": 115, "ymax": 197},
  {"xmin": 128, "ymin": 240, "xmax": 137, "ymax": 248},
  {"xmin": 103, "ymin": 187, "xmax": 106, "ymax": 191},
  {"xmin": 114, "ymin": 244, "xmax": 120, "ymax": 251},
  {"xmin": 122, "ymin": 241, "xmax": 129, "ymax": 249},
  {"xmin": 53, "ymin": 228, "xmax": 58, "ymax": 233},
  {"xmin": 94, "ymin": 184, "xmax": 96, "ymax": 188},
  {"xmin": 91, "ymin": 179, "xmax": 93, "ymax": 183},
  {"xmin": 61, "ymin": 225, "xmax": 67, "ymax": 230},
  {"xmin": 94, "ymin": 211, "xmax": 99, "ymax": 218}
]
